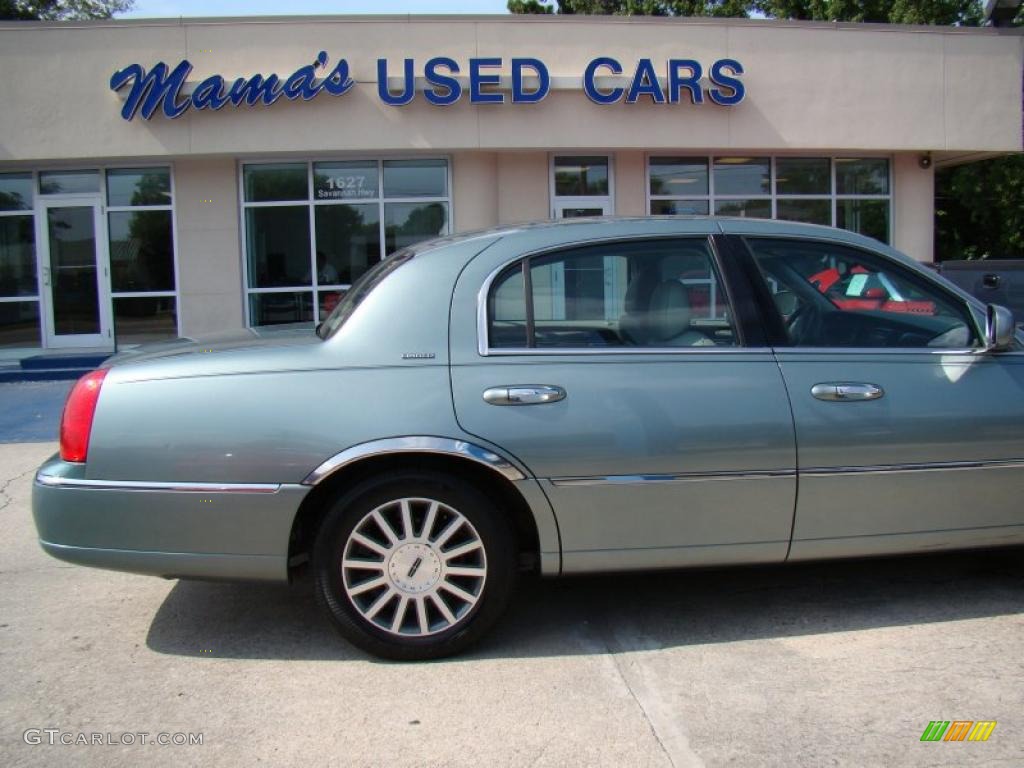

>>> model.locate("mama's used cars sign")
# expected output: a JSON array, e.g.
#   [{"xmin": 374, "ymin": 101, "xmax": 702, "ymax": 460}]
[{"xmin": 110, "ymin": 52, "xmax": 745, "ymax": 120}]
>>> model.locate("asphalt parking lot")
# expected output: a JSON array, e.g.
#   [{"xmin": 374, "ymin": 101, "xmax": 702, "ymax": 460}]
[{"xmin": 1, "ymin": 439, "xmax": 1022, "ymax": 767}]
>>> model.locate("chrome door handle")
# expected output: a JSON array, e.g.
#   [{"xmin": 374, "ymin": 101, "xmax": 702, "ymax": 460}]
[
  {"xmin": 811, "ymin": 382, "xmax": 884, "ymax": 402},
  {"xmin": 483, "ymin": 385, "xmax": 567, "ymax": 406}
]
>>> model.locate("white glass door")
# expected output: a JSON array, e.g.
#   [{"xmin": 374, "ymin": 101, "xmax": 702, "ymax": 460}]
[
  {"xmin": 554, "ymin": 201, "xmax": 611, "ymax": 218},
  {"xmin": 39, "ymin": 197, "xmax": 111, "ymax": 348}
]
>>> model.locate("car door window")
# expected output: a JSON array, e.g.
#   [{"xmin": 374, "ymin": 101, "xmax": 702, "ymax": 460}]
[
  {"xmin": 745, "ymin": 238, "xmax": 979, "ymax": 349},
  {"xmin": 487, "ymin": 239, "xmax": 738, "ymax": 349}
]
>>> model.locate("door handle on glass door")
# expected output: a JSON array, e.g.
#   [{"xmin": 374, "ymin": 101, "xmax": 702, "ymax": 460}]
[
  {"xmin": 483, "ymin": 385, "xmax": 567, "ymax": 406},
  {"xmin": 810, "ymin": 383, "xmax": 884, "ymax": 402}
]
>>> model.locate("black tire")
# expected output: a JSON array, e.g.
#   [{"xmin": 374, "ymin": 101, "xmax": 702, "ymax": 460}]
[{"xmin": 313, "ymin": 470, "xmax": 517, "ymax": 660}]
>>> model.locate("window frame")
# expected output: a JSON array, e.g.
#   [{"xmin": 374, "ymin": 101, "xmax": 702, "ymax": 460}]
[
  {"xmin": 646, "ymin": 154, "xmax": 894, "ymax": 244},
  {"xmin": 239, "ymin": 155, "xmax": 452, "ymax": 330},
  {"xmin": 737, "ymin": 234, "xmax": 986, "ymax": 353},
  {"xmin": 477, "ymin": 234, "xmax": 751, "ymax": 356}
]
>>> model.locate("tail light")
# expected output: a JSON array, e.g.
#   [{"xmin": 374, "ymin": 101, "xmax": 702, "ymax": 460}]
[{"xmin": 60, "ymin": 369, "xmax": 108, "ymax": 463}]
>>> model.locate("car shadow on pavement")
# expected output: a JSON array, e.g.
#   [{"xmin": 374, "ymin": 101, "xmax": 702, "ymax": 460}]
[{"xmin": 145, "ymin": 547, "xmax": 1024, "ymax": 663}]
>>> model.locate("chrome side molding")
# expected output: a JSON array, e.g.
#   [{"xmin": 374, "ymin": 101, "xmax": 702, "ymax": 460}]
[
  {"xmin": 302, "ymin": 436, "xmax": 527, "ymax": 486},
  {"xmin": 550, "ymin": 469, "xmax": 796, "ymax": 487},
  {"xmin": 34, "ymin": 474, "xmax": 281, "ymax": 494}
]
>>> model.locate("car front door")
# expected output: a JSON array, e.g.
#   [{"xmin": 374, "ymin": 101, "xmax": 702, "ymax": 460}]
[
  {"xmin": 738, "ymin": 233, "xmax": 1024, "ymax": 560},
  {"xmin": 449, "ymin": 227, "xmax": 797, "ymax": 573}
]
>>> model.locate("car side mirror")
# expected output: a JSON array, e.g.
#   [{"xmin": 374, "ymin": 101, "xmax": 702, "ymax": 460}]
[{"xmin": 984, "ymin": 304, "xmax": 1015, "ymax": 352}]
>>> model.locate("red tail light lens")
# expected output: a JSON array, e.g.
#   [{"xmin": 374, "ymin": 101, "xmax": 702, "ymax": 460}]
[{"xmin": 60, "ymin": 369, "xmax": 108, "ymax": 463}]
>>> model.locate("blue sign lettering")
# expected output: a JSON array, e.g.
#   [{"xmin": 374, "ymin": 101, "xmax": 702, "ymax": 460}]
[
  {"xmin": 708, "ymin": 59, "xmax": 745, "ymax": 106},
  {"xmin": 110, "ymin": 51, "xmax": 354, "ymax": 121},
  {"xmin": 511, "ymin": 58, "xmax": 549, "ymax": 103},
  {"xmin": 584, "ymin": 57, "xmax": 624, "ymax": 104},
  {"xmin": 111, "ymin": 53, "xmax": 744, "ymax": 119},
  {"xmin": 423, "ymin": 57, "xmax": 462, "ymax": 106},
  {"xmin": 377, "ymin": 58, "xmax": 416, "ymax": 106}
]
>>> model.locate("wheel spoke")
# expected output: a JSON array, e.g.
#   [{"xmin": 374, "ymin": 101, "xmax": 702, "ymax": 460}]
[
  {"xmin": 347, "ymin": 576, "xmax": 387, "ymax": 596},
  {"xmin": 441, "ymin": 581, "xmax": 479, "ymax": 604},
  {"xmin": 400, "ymin": 499, "xmax": 414, "ymax": 541},
  {"xmin": 351, "ymin": 532, "xmax": 388, "ymax": 556},
  {"xmin": 442, "ymin": 540, "xmax": 482, "ymax": 560},
  {"xmin": 415, "ymin": 596, "xmax": 429, "ymax": 634},
  {"xmin": 420, "ymin": 501, "xmax": 440, "ymax": 541},
  {"xmin": 429, "ymin": 593, "xmax": 457, "ymax": 626},
  {"xmin": 391, "ymin": 596, "xmax": 409, "ymax": 633},
  {"xmin": 365, "ymin": 587, "xmax": 396, "ymax": 620},
  {"xmin": 433, "ymin": 518, "xmax": 463, "ymax": 549},
  {"xmin": 444, "ymin": 565, "xmax": 486, "ymax": 578},
  {"xmin": 342, "ymin": 558, "xmax": 384, "ymax": 571},
  {"xmin": 371, "ymin": 510, "xmax": 399, "ymax": 546}
]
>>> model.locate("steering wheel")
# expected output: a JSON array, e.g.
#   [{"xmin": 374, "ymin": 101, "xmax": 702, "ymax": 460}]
[{"xmin": 786, "ymin": 303, "xmax": 823, "ymax": 346}]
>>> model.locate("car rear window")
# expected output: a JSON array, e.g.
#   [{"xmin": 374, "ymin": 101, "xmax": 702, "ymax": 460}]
[{"xmin": 317, "ymin": 248, "xmax": 415, "ymax": 340}]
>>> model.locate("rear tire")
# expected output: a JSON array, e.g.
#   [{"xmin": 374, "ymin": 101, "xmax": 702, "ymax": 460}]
[{"xmin": 313, "ymin": 470, "xmax": 516, "ymax": 660}]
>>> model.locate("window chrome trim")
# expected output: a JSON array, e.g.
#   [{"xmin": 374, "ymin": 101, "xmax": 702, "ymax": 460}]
[
  {"xmin": 34, "ymin": 474, "xmax": 281, "ymax": 494},
  {"xmin": 550, "ymin": 469, "xmax": 795, "ymax": 487},
  {"xmin": 302, "ymin": 436, "xmax": 526, "ymax": 485},
  {"xmin": 477, "ymin": 232, "xmax": 739, "ymax": 357},
  {"xmin": 801, "ymin": 459, "xmax": 1024, "ymax": 478}
]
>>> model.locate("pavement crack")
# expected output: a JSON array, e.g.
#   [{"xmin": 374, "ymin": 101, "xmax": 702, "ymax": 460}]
[
  {"xmin": 0, "ymin": 465, "xmax": 37, "ymax": 515},
  {"xmin": 605, "ymin": 642, "xmax": 677, "ymax": 768}
]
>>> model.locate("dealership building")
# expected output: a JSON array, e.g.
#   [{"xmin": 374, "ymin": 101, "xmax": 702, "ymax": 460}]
[{"xmin": 0, "ymin": 14, "xmax": 1021, "ymax": 352}]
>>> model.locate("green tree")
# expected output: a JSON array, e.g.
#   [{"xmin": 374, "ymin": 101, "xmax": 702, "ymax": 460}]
[
  {"xmin": 0, "ymin": 0, "xmax": 133, "ymax": 20},
  {"xmin": 752, "ymin": 1, "xmax": 983, "ymax": 25},
  {"xmin": 936, "ymin": 156, "xmax": 1024, "ymax": 260}
]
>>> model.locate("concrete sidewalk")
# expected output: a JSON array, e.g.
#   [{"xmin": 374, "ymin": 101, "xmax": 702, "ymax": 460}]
[{"xmin": 2, "ymin": 442, "xmax": 1023, "ymax": 767}]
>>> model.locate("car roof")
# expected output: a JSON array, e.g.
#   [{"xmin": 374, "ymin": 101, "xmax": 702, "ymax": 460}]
[{"xmin": 414, "ymin": 215, "xmax": 913, "ymax": 266}]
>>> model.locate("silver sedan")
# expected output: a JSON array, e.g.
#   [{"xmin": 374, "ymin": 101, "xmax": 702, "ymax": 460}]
[{"xmin": 32, "ymin": 217, "xmax": 1024, "ymax": 659}]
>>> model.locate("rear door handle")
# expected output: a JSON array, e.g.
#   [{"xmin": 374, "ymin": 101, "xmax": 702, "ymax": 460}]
[
  {"xmin": 483, "ymin": 385, "xmax": 566, "ymax": 406},
  {"xmin": 811, "ymin": 382, "xmax": 884, "ymax": 402}
]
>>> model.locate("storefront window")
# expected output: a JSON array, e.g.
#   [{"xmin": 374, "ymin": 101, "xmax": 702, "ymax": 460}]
[
  {"xmin": 0, "ymin": 173, "xmax": 33, "ymax": 211},
  {"xmin": 649, "ymin": 156, "xmax": 892, "ymax": 243},
  {"xmin": 713, "ymin": 157, "xmax": 770, "ymax": 196},
  {"xmin": 245, "ymin": 207, "xmax": 312, "ymax": 288},
  {"xmin": 384, "ymin": 202, "xmax": 448, "ymax": 253},
  {"xmin": 113, "ymin": 296, "xmax": 177, "ymax": 345},
  {"xmin": 0, "ymin": 173, "xmax": 39, "ymax": 346},
  {"xmin": 554, "ymin": 156, "xmax": 609, "ymax": 197},
  {"xmin": 108, "ymin": 210, "xmax": 175, "ymax": 292},
  {"xmin": 243, "ymin": 163, "xmax": 308, "ymax": 202},
  {"xmin": 106, "ymin": 166, "xmax": 178, "ymax": 344},
  {"xmin": 314, "ymin": 203, "xmax": 380, "ymax": 284},
  {"xmin": 107, "ymin": 168, "xmax": 172, "ymax": 207},
  {"xmin": 242, "ymin": 158, "xmax": 450, "ymax": 328},
  {"xmin": 715, "ymin": 199, "xmax": 771, "ymax": 218},
  {"xmin": 0, "ymin": 301, "xmax": 40, "ymax": 348},
  {"xmin": 39, "ymin": 170, "xmax": 100, "ymax": 195},
  {"xmin": 383, "ymin": 159, "xmax": 447, "ymax": 198}
]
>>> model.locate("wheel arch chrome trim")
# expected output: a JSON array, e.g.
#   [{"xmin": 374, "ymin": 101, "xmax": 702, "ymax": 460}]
[{"xmin": 302, "ymin": 437, "xmax": 527, "ymax": 486}]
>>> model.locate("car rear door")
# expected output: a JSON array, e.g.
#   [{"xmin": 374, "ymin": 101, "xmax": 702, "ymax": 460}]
[
  {"xmin": 448, "ymin": 225, "xmax": 797, "ymax": 573},
  {"xmin": 733, "ymin": 232, "xmax": 1024, "ymax": 560}
]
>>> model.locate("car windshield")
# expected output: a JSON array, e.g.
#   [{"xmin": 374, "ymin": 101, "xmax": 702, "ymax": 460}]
[{"xmin": 317, "ymin": 248, "xmax": 415, "ymax": 340}]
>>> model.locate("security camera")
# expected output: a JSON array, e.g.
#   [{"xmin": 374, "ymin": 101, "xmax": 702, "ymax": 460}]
[{"xmin": 918, "ymin": 154, "xmax": 932, "ymax": 169}]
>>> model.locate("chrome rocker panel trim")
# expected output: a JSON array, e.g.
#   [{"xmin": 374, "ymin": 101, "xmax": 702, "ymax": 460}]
[{"xmin": 302, "ymin": 436, "xmax": 527, "ymax": 486}]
